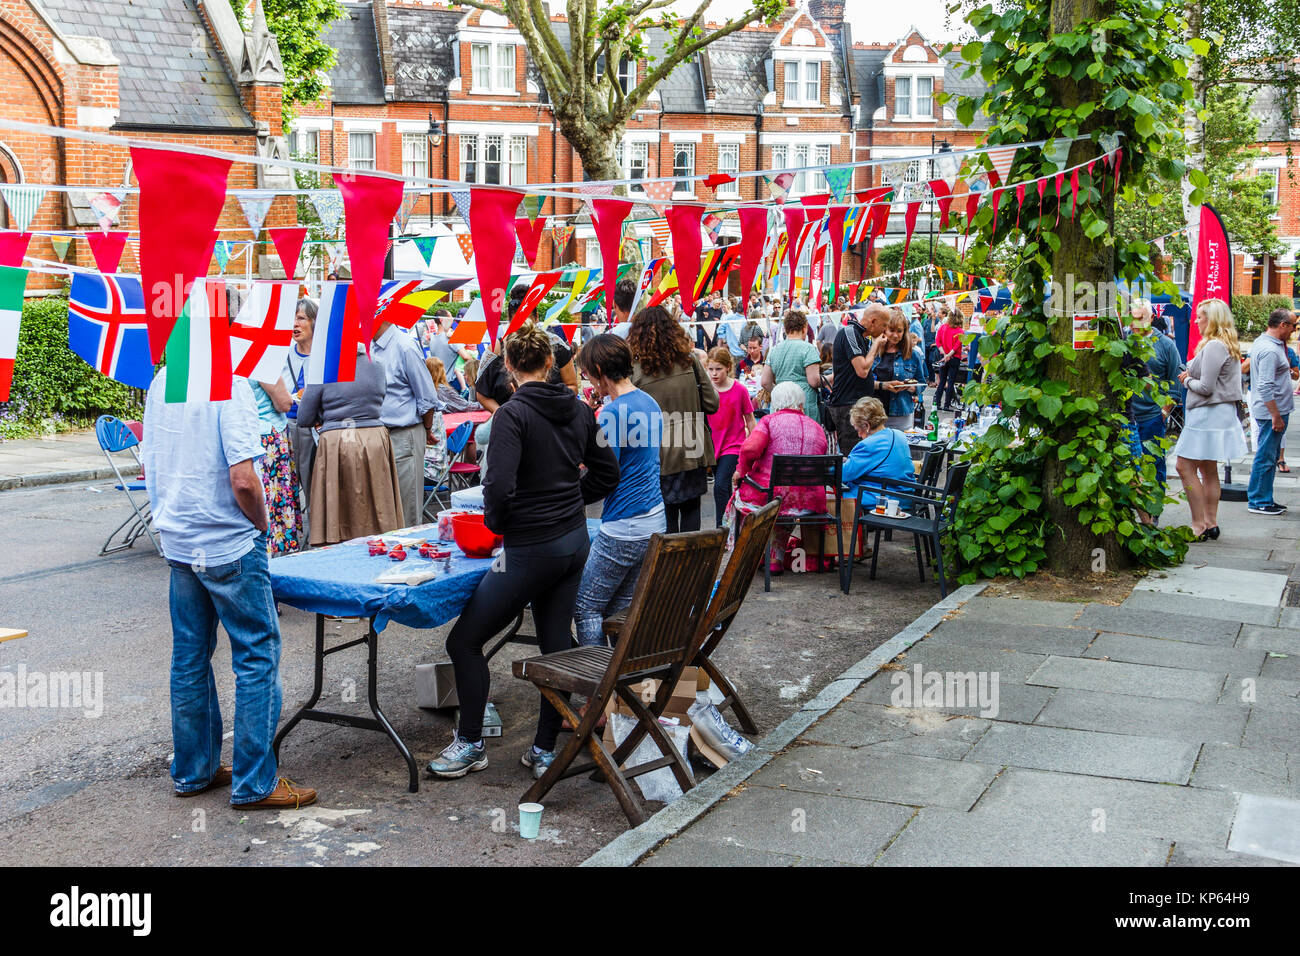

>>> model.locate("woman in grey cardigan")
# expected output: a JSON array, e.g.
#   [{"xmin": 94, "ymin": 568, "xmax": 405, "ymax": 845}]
[{"xmin": 1173, "ymin": 299, "xmax": 1247, "ymax": 540}]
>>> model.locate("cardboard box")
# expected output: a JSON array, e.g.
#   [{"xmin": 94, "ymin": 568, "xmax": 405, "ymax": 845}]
[
  {"xmin": 415, "ymin": 661, "xmax": 459, "ymax": 710},
  {"xmin": 820, "ymin": 494, "xmax": 868, "ymax": 561},
  {"xmin": 601, "ymin": 666, "xmax": 705, "ymax": 755}
]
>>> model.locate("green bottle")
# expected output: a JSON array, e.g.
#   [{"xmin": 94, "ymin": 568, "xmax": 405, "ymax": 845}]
[{"xmin": 927, "ymin": 408, "xmax": 939, "ymax": 441}]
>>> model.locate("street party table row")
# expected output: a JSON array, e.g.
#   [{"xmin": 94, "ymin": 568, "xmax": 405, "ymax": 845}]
[{"xmin": 268, "ymin": 519, "xmax": 600, "ymax": 792}]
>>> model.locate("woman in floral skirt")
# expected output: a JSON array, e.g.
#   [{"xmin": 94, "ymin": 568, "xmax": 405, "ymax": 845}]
[{"xmin": 248, "ymin": 377, "xmax": 303, "ymax": 556}]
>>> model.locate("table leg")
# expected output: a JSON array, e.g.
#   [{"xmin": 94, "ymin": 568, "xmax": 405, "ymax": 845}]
[
  {"xmin": 272, "ymin": 613, "xmax": 419, "ymax": 793},
  {"xmin": 482, "ymin": 608, "xmax": 526, "ymax": 662}
]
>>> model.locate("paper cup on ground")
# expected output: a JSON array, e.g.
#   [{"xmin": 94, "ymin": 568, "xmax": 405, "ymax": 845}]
[{"xmin": 518, "ymin": 802, "xmax": 543, "ymax": 839}]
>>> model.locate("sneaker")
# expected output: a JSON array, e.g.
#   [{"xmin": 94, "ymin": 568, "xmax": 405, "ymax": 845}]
[
  {"xmin": 426, "ymin": 736, "xmax": 488, "ymax": 779},
  {"xmin": 521, "ymin": 747, "xmax": 556, "ymax": 780},
  {"xmin": 1248, "ymin": 504, "xmax": 1288, "ymax": 516}
]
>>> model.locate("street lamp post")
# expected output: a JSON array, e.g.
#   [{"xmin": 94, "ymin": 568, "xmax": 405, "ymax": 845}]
[{"xmin": 426, "ymin": 112, "xmax": 444, "ymax": 228}]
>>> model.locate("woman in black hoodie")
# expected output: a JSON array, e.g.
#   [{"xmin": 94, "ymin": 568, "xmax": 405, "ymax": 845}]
[{"xmin": 427, "ymin": 323, "xmax": 620, "ymax": 780}]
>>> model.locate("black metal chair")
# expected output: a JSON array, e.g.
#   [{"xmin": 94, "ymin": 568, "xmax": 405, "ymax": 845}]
[
  {"xmin": 843, "ymin": 461, "xmax": 970, "ymax": 598},
  {"xmin": 742, "ymin": 454, "xmax": 843, "ymax": 592}
]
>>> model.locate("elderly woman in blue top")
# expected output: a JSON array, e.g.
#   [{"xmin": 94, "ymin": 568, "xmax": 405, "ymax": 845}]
[
  {"xmin": 571, "ymin": 334, "xmax": 664, "ymax": 652},
  {"xmin": 842, "ymin": 397, "xmax": 916, "ymax": 510},
  {"xmin": 872, "ymin": 311, "xmax": 928, "ymax": 430}
]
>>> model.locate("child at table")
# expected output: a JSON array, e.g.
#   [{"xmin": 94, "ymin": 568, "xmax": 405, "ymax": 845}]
[{"xmin": 705, "ymin": 347, "xmax": 755, "ymax": 528}]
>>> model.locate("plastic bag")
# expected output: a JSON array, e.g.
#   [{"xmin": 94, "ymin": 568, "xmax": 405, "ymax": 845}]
[
  {"xmin": 687, "ymin": 691, "xmax": 754, "ymax": 764},
  {"xmin": 606, "ymin": 713, "xmax": 693, "ymax": 804}
]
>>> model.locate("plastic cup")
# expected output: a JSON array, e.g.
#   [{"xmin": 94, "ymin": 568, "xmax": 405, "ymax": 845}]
[
  {"xmin": 518, "ymin": 802, "xmax": 544, "ymax": 839},
  {"xmin": 886, "ymin": 499, "xmax": 900, "ymax": 516}
]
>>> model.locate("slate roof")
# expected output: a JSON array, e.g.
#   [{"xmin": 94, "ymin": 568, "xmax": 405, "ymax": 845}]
[
  {"xmin": 388, "ymin": 4, "xmax": 461, "ymax": 100},
  {"xmin": 942, "ymin": 56, "xmax": 991, "ymax": 130},
  {"xmin": 851, "ymin": 46, "xmax": 990, "ymax": 130},
  {"xmin": 325, "ymin": 4, "xmax": 386, "ymax": 104},
  {"xmin": 41, "ymin": 0, "xmax": 253, "ymax": 130},
  {"xmin": 707, "ymin": 30, "xmax": 771, "ymax": 113},
  {"xmin": 1250, "ymin": 84, "xmax": 1292, "ymax": 141}
]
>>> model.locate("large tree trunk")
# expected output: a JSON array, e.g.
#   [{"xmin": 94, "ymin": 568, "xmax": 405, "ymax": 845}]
[
  {"xmin": 1042, "ymin": 0, "xmax": 1130, "ymax": 573},
  {"xmin": 558, "ymin": 111, "xmax": 627, "ymax": 190}
]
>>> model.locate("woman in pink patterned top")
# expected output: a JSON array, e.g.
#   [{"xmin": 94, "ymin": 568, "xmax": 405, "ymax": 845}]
[{"xmin": 727, "ymin": 382, "xmax": 828, "ymax": 570}]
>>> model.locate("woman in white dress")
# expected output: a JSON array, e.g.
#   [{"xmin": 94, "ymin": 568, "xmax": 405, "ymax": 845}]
[{"xmin": 1173, "ymin": 299, "xmax": 1247, "ymax": 541}]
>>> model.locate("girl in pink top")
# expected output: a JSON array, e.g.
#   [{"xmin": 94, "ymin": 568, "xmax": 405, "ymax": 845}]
[
  {"xmin": 706, "ymin": 347, "xmax": 756, "ymax": 528},
  {"xmin": 934, "ymin": 310, "xmax": 966, "ymax": 410},
  {"xmin": 729, "ymin": 381, "xmax": 828, "ymax": 571}
]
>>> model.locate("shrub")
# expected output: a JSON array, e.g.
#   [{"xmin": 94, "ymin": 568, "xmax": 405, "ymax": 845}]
[
  {"xmin": 0, "ymin": 295, "xmax": 144, "ymax": 439},
  {"xmin": 1230, "ymin": 294, "xmax": 1293, "ymax": 339}
]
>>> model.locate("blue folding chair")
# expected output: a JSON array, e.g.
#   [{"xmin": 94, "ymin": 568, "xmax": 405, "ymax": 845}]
[
  {"xmin": 94, "ymin": 415, "xmax": 159, "ymax": 556},
  {"xmin": 423, "ymin": 420, "xmax": 475, "ymax": 520}
]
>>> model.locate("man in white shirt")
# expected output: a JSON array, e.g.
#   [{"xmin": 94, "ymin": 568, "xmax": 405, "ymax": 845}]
[{"xmin": 143, "ymin": 372, "xmax": 315, "ymax": 809}]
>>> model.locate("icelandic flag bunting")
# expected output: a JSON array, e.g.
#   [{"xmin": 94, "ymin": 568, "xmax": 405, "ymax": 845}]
[{"xmin": 68, "ymin": 273, "xmax": 154, "ymax": 389}]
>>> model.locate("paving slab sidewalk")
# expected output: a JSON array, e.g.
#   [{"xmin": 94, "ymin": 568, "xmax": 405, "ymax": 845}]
[
  {"xmin": 0, "ymin": 429, "xmax": 116, "ymax": 490},
  {"xmin": 586, "ymin": 432, "xmax": 1300, "ymax": 867}
]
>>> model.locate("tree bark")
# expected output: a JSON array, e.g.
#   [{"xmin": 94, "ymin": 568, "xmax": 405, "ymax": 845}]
[{"xmin": 1043, "ymin": 0, "xmax": 1130, "ymax": 573}]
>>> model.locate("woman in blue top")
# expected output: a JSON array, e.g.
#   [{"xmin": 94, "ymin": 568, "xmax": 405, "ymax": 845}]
[
  {"xmin": 572, "ymin": 334, "xmax": 665, "ymax": 648},
  {"xmin": 872, "ymin": 311, "xmax": 928, "ymax": 430},
  {"xmin": 842, "ymin": 397, "xmax": 916, "ymax": 510}
]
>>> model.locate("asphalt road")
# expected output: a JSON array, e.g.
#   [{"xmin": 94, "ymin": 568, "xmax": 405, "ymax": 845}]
[{"xmin": 0, "ymin": 478, "xmax": 940, "ymax": 866}]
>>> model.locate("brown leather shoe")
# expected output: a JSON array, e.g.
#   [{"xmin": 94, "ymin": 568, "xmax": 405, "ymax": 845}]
[
  {"xmin": 234, "ymin": 777, "xmax": 317, "ymax": 810},
  {"xmin": 174, "ymin": 765, "xmax": 233, "ymax": 798}
]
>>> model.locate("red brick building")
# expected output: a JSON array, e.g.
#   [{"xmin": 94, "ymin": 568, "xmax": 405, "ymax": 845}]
[
  {"xmin": 298, "ymin": 0, "xmax": 992, "ymax": 286},
  {"xmin": 0, "ymin": 0, "xmax": 295, "ymax": 292}
]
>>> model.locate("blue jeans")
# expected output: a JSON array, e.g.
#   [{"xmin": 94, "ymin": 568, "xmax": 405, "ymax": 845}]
[
  {"xmin": 1135, "ymin": 415, "xmax": 1167, "ymax": 488},
  {"xmin": 167, "ymin": 535, "xmax": 283, "ymax": 804},
  {"xmin": 1249, "ymin": 414, "xmax": 1289, "ymax": 508},
  {"xmin": 573, "ymin": 532, "xmax": 652, "ymax": 647}
]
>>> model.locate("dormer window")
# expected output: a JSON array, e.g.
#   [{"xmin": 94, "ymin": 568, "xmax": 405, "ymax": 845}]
[
  {"xmin": 783, "ymin": 60, "xmax": 820, "ymax": 106},
  {"xmin": 597, "ymin": 55, "xmax": 635, "ymax": 94},
  {"xmin": 895, "ymin": 76, "xmax": 932, "ymax": 118},
  {"xmin": 471, "ymin": 42, "xmax": 516, "ymax": 93}
]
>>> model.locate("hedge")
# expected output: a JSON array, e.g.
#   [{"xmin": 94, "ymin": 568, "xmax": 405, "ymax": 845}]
[
  {"xmin": 1231, "ymin": 294, "xmax": 1294, "ymax": 339},
  {"xmin": 0, "ymin": 295, "xmax": 144, "ymax": 440}
]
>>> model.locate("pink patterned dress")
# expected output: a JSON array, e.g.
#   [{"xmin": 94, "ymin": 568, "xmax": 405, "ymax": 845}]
[{"xmin": 725, "ymin": 408, "xmax": 829, "ymax": 541}]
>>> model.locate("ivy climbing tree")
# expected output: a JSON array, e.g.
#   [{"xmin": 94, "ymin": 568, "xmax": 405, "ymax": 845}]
[{"xmin": 944, "ymin": 0, "xmax": 1197, "ymax": 578}]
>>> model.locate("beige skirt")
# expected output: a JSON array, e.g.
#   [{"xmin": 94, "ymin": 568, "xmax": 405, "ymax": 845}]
[{"xmin": 310, "ymin": 425, "xmax": 404, "ymax": 546}]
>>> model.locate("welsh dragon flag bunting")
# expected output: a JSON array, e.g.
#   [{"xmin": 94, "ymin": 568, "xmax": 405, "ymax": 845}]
[
  {"xmin": 0, "ymin": 265, "xmax": 27, "ymax": 402},
  {"xmin": 164, "ymin": 278, "xmax": 233, "ymax": 403}
]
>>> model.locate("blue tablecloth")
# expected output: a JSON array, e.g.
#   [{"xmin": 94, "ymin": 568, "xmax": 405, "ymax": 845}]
[{"xmin": 269, "ymin": 520, "xmax": 601, "ymax": 633}]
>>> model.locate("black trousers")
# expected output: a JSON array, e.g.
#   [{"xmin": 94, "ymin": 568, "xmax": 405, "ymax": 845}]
[
  {"xmin": 712, "ymin": 454, "xmax": 738, "ymax": 528},
  {"xmin": 936, "ymin": 357, "xmax": 963, "ymax": 409},
  {"xmin": 445, "ymin": 524, "xmax": 590, "ymax": 749}
]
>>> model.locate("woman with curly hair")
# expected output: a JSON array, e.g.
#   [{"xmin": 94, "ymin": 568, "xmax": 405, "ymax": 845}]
[{"xmin": 628, "ymin": 305, "xmax": 719, "ymax": 532}]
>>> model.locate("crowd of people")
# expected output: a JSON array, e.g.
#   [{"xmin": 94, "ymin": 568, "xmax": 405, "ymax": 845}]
[{"xmin": 140, "ymin": 265, "xmax": 1299, "ymax": 803}]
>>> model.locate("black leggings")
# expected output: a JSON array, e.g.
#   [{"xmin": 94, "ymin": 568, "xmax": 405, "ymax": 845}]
[
  {"xmin": 665, "ymin": 498, "xmax": 702, "ymax": 533},
  {"xmin": 445, "ymin": 524, "xmax": 590, "ymax": 750},
  {"xmin": 712, "ymin": 455, "xmax": 738, "ymax": 528},
  {"xmin": 936, "ymin": 357, "xmax": 963, "ymax": 409}
]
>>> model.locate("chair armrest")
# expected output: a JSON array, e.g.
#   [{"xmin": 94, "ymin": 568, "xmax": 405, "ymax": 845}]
[
  {"xmin": 601, "ymin": 610, "xmax": 628, "ymax": 637},
  {"xmin": 742, "ymin": 476, "xmax": 768, "ymax": 494}
]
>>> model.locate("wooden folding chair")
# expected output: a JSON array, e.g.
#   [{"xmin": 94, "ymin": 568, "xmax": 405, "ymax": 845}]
[
  {"xmin": 512, "ymin": 528, "xmax": 726, "ymax": 826},
  {"xmin": 603, "ymin": 500, "xmax": 780, "ymax": 735}
]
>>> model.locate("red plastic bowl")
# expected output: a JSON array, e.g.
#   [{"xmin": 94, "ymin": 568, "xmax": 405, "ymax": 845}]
[{"xmin": 451, "ymin": 513, "xmax": 502, "ymax": 558}]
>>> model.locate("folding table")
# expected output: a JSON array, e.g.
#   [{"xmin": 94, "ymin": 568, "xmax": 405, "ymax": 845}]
[{"xmin": 268, "ymin": 520, "xmax": 599, "ymax": 792}]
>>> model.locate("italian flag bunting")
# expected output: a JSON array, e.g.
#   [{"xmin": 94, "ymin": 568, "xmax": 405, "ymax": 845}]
[
  {"xmin": 165, "ymin": 278, "xmax": 232, "ymax": 403},
  {"xmin": 0, "ymin": 265, "xmax": 27, "ymax": 401}
]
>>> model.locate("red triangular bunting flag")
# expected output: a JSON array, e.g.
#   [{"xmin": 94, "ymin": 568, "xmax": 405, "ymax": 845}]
[
  {"xmin": 737, "ymin": 207, "xmax": 768, "ymax": 315},
  {"xmin": 505, "ymin": 270, "xmax": 562, "ymax": 337},
  {"xmin": 0, "ymin": 231, "xmax": 32, "ymax": 268},
  {"xmin": 591, "ymin": 197, "xmax": 633, "ymax": 322},
  {"xmin": 269, "ymin": 226, "xmax": 308, "ymax": 279},
  {"xmin": 469, "ymin": 187, "xmax": 524, "ymax": 348},
  {"xmin": 928, "ymin": 180, "xmax": 954, "ymax": 230},
  {"xmin": 900, "ymin": 202, "xmax": 921, "ymax": 281},
  {"xmin": 826, "ymin": 203, "xmax": 847, "ymax": 295},
  {"xmin": 131, "ymin": 146, "xmax": 232, "ymax": 362},
  {"xmin": 1015, "ymin": 183, "xmax": 1027, "ymax": 231},
  {"xmin": 334, "ymin": 172, "xmax": 405, "ymax": 347},
  {"xmin": 799, "ymin": 193, "xmax": 830, "ymax": 224},
  {"xmin": 782, "ymin": 206, "xmax": 807, "ymax": 307},
  {"xmin": 1113, "ymin": 149, "xmax": 1123, "ymax": 192},
  {"xmin": 86, "ymin": 230, "xmax": 128, "ymax": 274},
  {"xmin": 514, "ymin": 216, "xmax": 546, "ymax": 268},
  {"xmin": 666, "ymin": 204, "xmax": 706, "ymax": 316},
  {"xmin": 1070, "ymin": 168, "xmax": 1081, "ymax": 221},
  {"xmin": 962, "ymin": 193, "xmax": 980, "ymax": 253}
]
